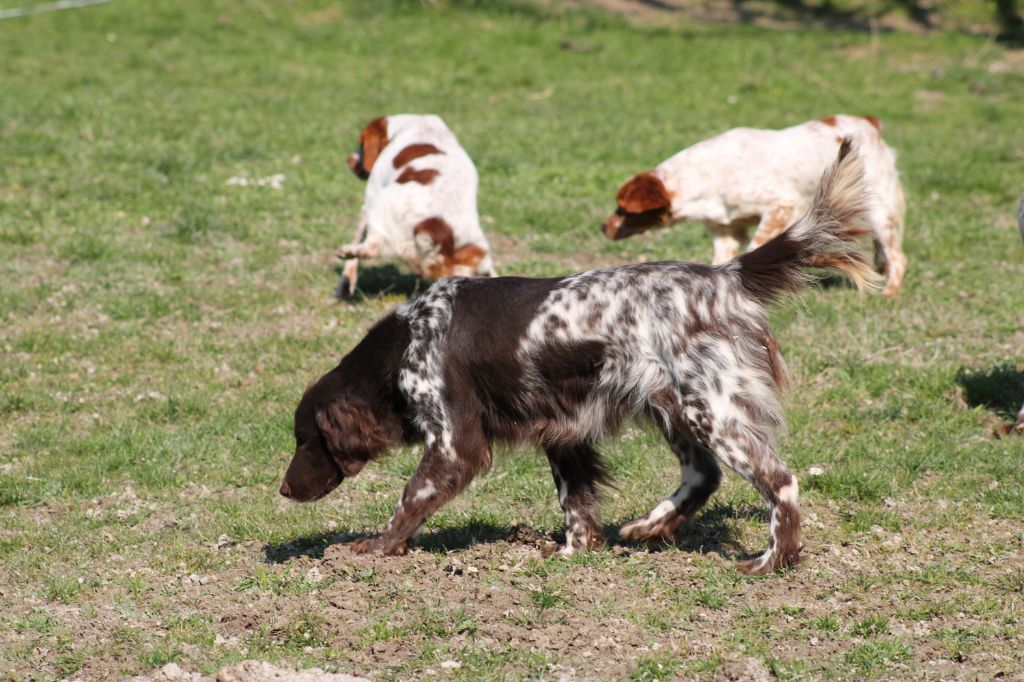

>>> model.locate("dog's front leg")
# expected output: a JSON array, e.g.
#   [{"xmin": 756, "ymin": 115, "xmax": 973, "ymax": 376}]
[
  {"xmin": 335, "ymin": 208, "xmax": 370, "ymax": 298},
  {"xmin": 336, "ymin": 240, "xmax": 380, "ymax": 260},
  {"xmin": 545, "ymin": 444, "xmax": 607, "ymax": 556},
  {"xmin": 349, "ymin": 428, "xmax": 489, "ymax": 555}
]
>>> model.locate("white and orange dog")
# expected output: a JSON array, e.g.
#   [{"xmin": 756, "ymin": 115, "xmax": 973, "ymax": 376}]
[
  {"xmin": 338, "ymin": 114, "xmax": 496, "ymax": 296},
  {"xmin": 602, "ymin": 115, "xmax": 907, "ymax": 296}
]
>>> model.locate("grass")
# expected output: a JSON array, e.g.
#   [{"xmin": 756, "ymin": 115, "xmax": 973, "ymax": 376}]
[{"xmin": 1, "ymin": 0, "xmax": 1023, "ymax": 680}]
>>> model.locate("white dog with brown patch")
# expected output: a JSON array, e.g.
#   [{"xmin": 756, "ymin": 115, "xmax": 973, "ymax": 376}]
[
  {"xmin": 601, "ymin": 115, "xmax": 907, "ymax": 297},
  {"xmin": 337, "ymin": 114, "xmax": 496, "ymax": 296}
]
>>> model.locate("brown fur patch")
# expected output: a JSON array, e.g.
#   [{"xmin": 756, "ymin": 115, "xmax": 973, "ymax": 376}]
[
  {"xmin": 616, "ymin": 172, "xmax": 672, "ymax": 214},
  {"xmin": 413, "ymin": 217, "xmax": 455, "ymax": 258},
  {"xmin": 762, "ymin": 335, "xmax": 787, "ymax": 389},
  {"xmin": 453, "ymin": 244, "xmax": 487, "ymax": 270},
  {"xmin": 397, "ymin": 167, "xmax": 440, "ymax": 185},
  {"xmin": 359, "ymin": 117, "xmax": 389, "ymax": 174},
  {"xmin": 863, "ymin": 115, "xmax": 882, "ymax": 131},
  {"xmin": 820, "ymin": 115, "xmax": 838, "ymax": 127},
  {"xmin": 413, "ymin": 219, "xmax": 488, "ymax": 276},
  {"xmin": 392, "ymin": 143, "xmax": 444, "ymax": 169},
  {"xmin": 315, "ymin": 400, "xmax": 387, "ymax": 475}
]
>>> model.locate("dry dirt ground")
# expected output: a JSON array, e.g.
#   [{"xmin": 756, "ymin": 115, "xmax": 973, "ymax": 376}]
[
  {"xmin": 125, "ymin": 660, "xmax": 367, "ymax": 682},
  {"xmin": 4, "ymin": 476, "xmax": 1021, "ymax": 680}
]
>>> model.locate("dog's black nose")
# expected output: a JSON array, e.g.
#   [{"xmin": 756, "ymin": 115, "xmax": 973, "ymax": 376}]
[{"xmin": 279, "ymin": 481, "xmax": 292, "ymax": 498}]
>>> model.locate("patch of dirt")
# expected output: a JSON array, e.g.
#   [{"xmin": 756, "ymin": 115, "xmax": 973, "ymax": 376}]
[
  {"xmin": 3, "ymin": 487, "xmax": 1022, "ymax": 680},
  {"xmin": 714, "ymin": 656, "xmax": 773, "ymax": 682},
  {"xmin": 124, "ymin": 661, "xmax": 368, "ymax": 682}
]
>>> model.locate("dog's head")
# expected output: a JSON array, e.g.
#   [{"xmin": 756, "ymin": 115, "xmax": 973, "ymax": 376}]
[
  {"xmin": 601, "ymin": 172, "xmax": 673, "ymax": 240},
  {"xmin": 280, "ymin": 314, "xmax": 409, "ymax": 502},
  {"xmin": 347, "ymin": 116, "xmax": 389, "ymax": 180},
  {"xmin": 280, "ymin": 389, "xmax": 390, "ymax": 502}
]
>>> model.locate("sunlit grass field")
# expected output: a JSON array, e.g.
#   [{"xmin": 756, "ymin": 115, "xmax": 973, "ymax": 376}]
[{"xmin": 1, "ymin": 1, "xmax": 1023, "ymax": 679}]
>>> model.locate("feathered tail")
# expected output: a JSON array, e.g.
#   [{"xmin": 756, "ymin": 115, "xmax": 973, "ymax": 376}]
[{"xmin": 735, "ymin": 138, "xmax": 882, "ymax": 303}]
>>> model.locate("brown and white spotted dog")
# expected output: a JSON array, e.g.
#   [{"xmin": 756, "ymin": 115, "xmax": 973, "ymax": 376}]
[
  {"xmin": 337, "ymin": 114, "xmax": 496, "ymax": 296},
  {"xmin": 282, "ymin": 141, "xmax": 878, "ymax": 575}
]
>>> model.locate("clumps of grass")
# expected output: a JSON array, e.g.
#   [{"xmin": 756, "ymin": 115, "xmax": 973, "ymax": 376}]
[
  {"xmin": 168, "ymin": 614, "xmax": 216, "ymax": 646},
  {"xmin": 695, "ymin": 588, "xmax": 730, "ymax": 610},
  {"xmin": 810, "ymin": 614, "xmax": 841, "ymax": 631},
  {"xmin": 359, "ymin": 618, "xmax": 406, "ymax": 646},
  {"xmin": 58, "ymin": 233, "xmax": 113, "ymax": 263},
  {"xmin": 630, "ymin": 654, "xmax": 680, "ymax": 682},
  {"xmin": 844, "ymin": 639, "xmax": 911, "ymax": 673},
  {"xmin": 138, "ymin": 645, "xmax": 184, "ymax": 669},
  {"xmin": 520, "ymin": 556, "xmax": 568, "ymax": 578},
  {"xmin": 529, "ymin": 584, "xmax": 567, "ymax": 613},
  {"xmin": 55, "ymin": 650, "xmax": 85, "ymax": 678},
  {"xmin": 802, "ymin": 468, "xmax": 890, "ymax": 502},
  {"xmin": 10, "ymin": 609, "xmax": 57, "ymax": 635},
  {"xmin": 253, "ymin": 613, "xmax": 331, "ymax": 655},
  {"xmin": 163, "ymin": 547, "xmax": 227, "ymax": 574},
  {"xmin": 851, "ymin": 614, "xmax": 890, "ymax": 637},
  {"xmin": 234, "ymin": 565, "xmax": 322, "ymax": 596},
  {"xmin": 165, "ymin": 200, "xmax": 217, "ymax": 244},
  {"xmin": 44, "ymin": 575, "xmax": 84, "ymax": 604},
  {"xmin": 934, "ymin": 626, "xmax": 984, "ymax": 662},
  {"xmin": 412, "ymin": 607, "xmax": 477, "ymax": 639},
  {"xmin": 911, "ymin": 561, "xmax": 985, "ymax": 588},
  {"xmin": 996, "ymin": 567, "xmax": 1024, "ymax": 594},
  {"xmin": 841, "ymin": 507, "xmax": 903, "ymax": 533},
  {"xmin": 766, "ymin": 656, "xmax": 809, "ymax": 680},
  {"xmin": 0, "ymin": 223, "xmax": 37, "ymax": 246}
]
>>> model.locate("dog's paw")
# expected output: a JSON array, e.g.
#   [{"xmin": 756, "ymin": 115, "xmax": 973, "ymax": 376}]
[
  {"xmin": 347, "ymin": 536, "xmax": 408, "ymax": 556},
  {"xmin": 540, "ymin": 541, "xmax": 573, "ymax": 558},
  {"xmin": 618, "ymin": 515, "xmax": 682, "ymax": 544},
  {"xmin": 336, "ymin": 244, "xmax": 360, "ymax": 259},
  {"xmin": 735, "ymin": 545, "xmax": 800, "ymax": 575}
]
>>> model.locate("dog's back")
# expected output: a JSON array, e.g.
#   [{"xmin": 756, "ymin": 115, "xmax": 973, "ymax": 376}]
[{"xmin": 363, "ymin": 114, "xmax": 483, "ymax": 247}]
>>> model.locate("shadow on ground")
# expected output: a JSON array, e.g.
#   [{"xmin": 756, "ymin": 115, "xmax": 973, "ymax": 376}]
[
  {"xmin": 613, "ymin": 0, "xmax": 1024, "ymax": 39},
  {"xmin": 263, "ymin": 502, "xmax": 757, "ymax": 563},
  {"xmin": 956, "ymin": 364, "xmax": 1024, "ymax": 420},
  {"xmin": 332, "ymin": 263, "xmax": 424, "ymax": 300}
]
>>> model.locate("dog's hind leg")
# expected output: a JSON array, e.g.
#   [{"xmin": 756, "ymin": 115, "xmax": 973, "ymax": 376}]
[
  {"xmin": 878, "ymin": 217, "xmax": 906, "ymax": 297},
  {"xmin": 614, "ymin": 387, "xmax": 720, "ymax": 540},
  {"xmin": 620, "ymin": 392, "xmax": 722, "ymax": 543},
  {"xmin": 545, "ymin": 443, "xmax": 609, "ymax": 556},
  {"xmin": 704, "ymin": 424, "xmax": 801, "ymax": 575},
  {"xmin": 619, "ymin": 438, "xmax": 721, "ymax": 543}
]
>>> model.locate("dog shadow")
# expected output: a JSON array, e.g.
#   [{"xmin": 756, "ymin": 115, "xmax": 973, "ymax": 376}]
[
  {"xmin": 263, "ymin": 519, "xmax": 512, "ymax": 564},
  {"xmin": 263, "ymin": 504, "xmax": 755, "ymax": 564},
  {"xmin": 956, "ymin": 364, "xmax": 1024, "ymax": 420},
  {"xmin": 609, "ymin": 500, "xmax": 760, "ymax": 560},
  {"xmin": 332, "ymin": 263, "xmax": 423, "ymax": 300}
]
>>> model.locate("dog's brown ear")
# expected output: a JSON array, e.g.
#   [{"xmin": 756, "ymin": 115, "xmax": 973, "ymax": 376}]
[
  {"xmin": 616, "ymin": 172, "xmax": 671, "ymax": 215},
  {"xmin": 315, "ymin": 399, "xmax": 389, "ymax": 476},
  {"xmin": 359, "ymin": 117, "xmax": 389, "ymax": 175}
]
